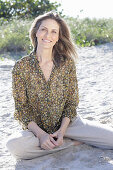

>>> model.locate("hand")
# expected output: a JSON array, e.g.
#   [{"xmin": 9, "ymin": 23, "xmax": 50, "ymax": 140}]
[
  {"xmin": 39, "ymin": 133, "xmax": 58, "ymax": 150},
  {"xmin": 50, "ymin": 130, "xmax": 64, "ymax": 147}
]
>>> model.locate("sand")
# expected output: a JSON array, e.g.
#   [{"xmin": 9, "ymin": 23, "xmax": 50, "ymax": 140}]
[{"xmin": 1, "ymin": 43, "xmax": 113, "ymax": 170}]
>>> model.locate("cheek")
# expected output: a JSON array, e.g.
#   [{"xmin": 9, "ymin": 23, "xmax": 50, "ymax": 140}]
[
  {"xmin": 36, "ymin": 31, "xmax": 43, "ymax": 38},
  {"xmin": 53, "ymin": 35, "xmax": 59, "ymax": 42}
]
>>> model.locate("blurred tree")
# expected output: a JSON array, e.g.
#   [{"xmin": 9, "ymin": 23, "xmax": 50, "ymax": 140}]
[{"xmin": 0, "ymin": 0, "xmax": 61, "ymax": 19}]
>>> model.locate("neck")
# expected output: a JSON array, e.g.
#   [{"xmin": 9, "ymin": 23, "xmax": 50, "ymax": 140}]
[{"xmin": 36, "ymin": 47, "xmax": 53, "ymax": 63}]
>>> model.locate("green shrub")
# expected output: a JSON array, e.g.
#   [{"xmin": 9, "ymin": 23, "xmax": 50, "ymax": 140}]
[
  {"xmin": 0, "ymin": 18, "xmax": 32, "ymax": 53},
  {"xmin": 0, "ymin": 0, "xmax": 61, "ymax": 19},
  {"xmin": 0, "ymin": 17, "xmax": 113, "ymax": 54},
  {"xmin": 66, "ymin": 17, "xmax": 113, "ymax": 47}
]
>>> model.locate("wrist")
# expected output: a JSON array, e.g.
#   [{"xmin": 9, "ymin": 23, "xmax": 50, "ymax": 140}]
[
  {"xmin": 59, "ymin": 117, "xmax": 70, "ymax": 136},
  {"xmin": 28, "ymin": 121, "xmax": 47, "ymax": 139},
  {"xmin": 36, "ymin": 131, "xmax": 47, "ymax": 139},
  {"xmin": 58, "ymin": 128, "xmax": 65, "ymax": 136}
]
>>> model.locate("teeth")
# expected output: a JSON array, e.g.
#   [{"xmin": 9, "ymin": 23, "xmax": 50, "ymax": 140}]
[{"xmin": 43, "ymin": 39, "xmax": 51, "ymax": 43}]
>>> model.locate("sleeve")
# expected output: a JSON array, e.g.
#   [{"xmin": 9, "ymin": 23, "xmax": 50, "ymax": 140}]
[
  {"xmin": 62, "ymin": 59, "xmax": 79, "ymax": 121},
  {"xmin": 12, "ymin": 62, "xmax": 35, "ymax": 129}
]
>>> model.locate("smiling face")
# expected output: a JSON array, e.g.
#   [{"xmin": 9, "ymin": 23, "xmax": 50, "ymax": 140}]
[{"xmin": 36, "ymin": 19, "xmax": 59, "ymax": 50}]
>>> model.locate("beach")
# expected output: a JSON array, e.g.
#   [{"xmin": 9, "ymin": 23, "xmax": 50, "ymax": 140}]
[{"xmin": 1, "ymin": 42, "xmax": 113, "ymax": 170}]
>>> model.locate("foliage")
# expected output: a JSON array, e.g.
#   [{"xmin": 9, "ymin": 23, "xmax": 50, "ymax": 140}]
[
  {"xmin": 0, "ymin": 17, "xmax": 113, "ymax": 54},
  {"xmin": 0, "ymin": 0, "xmax": 61, "ymax": 19},
  {"xmin": 0, "ymin": 18, "xmax": 32, "ymax": 54},
  {"xmin": 66, "ymin": 17, "xmax": 113, "ymax": 47}
]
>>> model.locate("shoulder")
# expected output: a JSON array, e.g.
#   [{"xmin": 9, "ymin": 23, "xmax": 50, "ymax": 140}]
[
  {"xmin": 12, "ymin": 55, "xmax": 31, "ymax": 73},
  {"xmin": 64, "ymin": 57, "xmax": 76, "ymax": 71},
  {"xmin": 14, "ymin": 55, "xmax": 31, "ymax": 67}
]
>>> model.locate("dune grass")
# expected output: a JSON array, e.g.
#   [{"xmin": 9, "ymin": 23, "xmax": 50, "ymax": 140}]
[
  {"xmin": 0, "ymin": 18, "xmax": 32, "ymax": 54},
  {"xmin": 66, "ymin": 17, "xmax": 113, "ymax": 47},
  {"xmin": 0, "ymin": 16, "xmax": 113, "ymax": 55}
]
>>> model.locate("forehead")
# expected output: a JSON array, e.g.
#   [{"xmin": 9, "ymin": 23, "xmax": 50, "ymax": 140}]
[{"xmin": 40, "ymin": 19, "xmax": 59, "ymax": 30}]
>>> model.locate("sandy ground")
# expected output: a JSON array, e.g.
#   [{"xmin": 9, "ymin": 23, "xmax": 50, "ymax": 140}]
[{"xmin": 1, "ymin": 43, "xmax": 113, "ymax": 170}]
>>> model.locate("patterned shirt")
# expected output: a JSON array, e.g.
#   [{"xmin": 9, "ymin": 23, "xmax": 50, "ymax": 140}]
[{"xmin": 12, "ymin": 54, "xmax": 79, "ymax": 134}]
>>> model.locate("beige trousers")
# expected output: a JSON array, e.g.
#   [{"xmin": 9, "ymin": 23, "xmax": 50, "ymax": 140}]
[{"xmin": 6, "ymin": 115, "xmax": 113, "ymax": 160}]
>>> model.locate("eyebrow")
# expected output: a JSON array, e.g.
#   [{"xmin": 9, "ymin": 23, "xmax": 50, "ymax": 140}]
[{"xmin": 40, "ymin": 26, "xmax": 59, "ymax": 31}]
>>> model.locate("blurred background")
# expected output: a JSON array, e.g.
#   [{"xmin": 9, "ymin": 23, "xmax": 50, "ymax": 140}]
[
  {"xmin": 50, "ymin": 0, "xmax": 113, "ymax": 19},
  {"xmin": 1, "ymin": 1, "xmax": 113, "ymax": 170},
  {"xmin": 0, "ymin": 0, "xmax": 113, "ymax": 59}
]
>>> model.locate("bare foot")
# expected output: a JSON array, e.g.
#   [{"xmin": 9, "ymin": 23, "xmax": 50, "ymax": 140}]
[{"xmin": 73, "ymin": 140, "xmax": 83, "ymax": 146}]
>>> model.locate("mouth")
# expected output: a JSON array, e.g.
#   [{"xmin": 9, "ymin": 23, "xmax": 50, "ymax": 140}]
[{"xmin": 42, "ymin": 39, "xmax": 52, "ymax": 43}]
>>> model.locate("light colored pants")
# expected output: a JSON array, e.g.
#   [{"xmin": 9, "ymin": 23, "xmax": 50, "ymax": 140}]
[{"xmin": 6, "ymin": 115, "xmax": 113, "ymax": 160}]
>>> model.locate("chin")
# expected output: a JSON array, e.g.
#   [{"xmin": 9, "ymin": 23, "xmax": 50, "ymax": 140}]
[{"xmin": 43, "ymin": 45, "xmax": 54, "ymax": 49}]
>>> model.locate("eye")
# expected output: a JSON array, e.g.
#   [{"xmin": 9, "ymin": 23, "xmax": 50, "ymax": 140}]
[
  {"xmin": 39, "ymin": 27, "xmax": 46, "ymax": 32},
  {"xmin": 52, "ymin": 30, "xmax": 57, "ymax": 34},
  {"xmin": 41, "ymin": 28, "xmax": 46, "ymax": 31}
]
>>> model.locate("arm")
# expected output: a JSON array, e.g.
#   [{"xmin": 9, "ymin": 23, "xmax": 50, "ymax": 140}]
[
  {"xmin": 12, "ymin": 62, "xmax": 36, "ymax": 129},
  {"xmin": 12, "ymin": 63, "xmax": 31, "ymax": 128},
  {"xmin": 12, "ymin": 62, "xmax": 57, "ymax": 150},
  {"xmin": 58, "ymin": 117, "xmax": 70, "ymax": 136},
  {"xmin": 50, "ymin": 59, "xmax": 79, "ymax": 146},
  {"xmin": 28, "ymin": 121, "xmax": 47, "ymax": 138},
  {"xmin": 50, "ymin": 117, "xmax": 70, "ymax": 146},
  {"xmin": 62, "ymin": 58, "xmax": 79, "ymax": 121},
  {"xmin": 28, "ymin": 121, "xmax": 58, "ymax": 149}
]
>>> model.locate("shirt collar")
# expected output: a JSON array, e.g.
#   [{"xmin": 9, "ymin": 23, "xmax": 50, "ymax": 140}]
[{"xmin": 30, "ymin": 52, "xmax": 58, "ymax": 68}]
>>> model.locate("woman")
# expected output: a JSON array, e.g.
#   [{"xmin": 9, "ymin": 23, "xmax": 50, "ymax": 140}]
[{"xmin": 6, "ymin": 12, "xmax": 113, "ymax": 160}]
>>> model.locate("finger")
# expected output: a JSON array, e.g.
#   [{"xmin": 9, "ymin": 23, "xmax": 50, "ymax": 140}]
[
  {"xmin": 41, "ymin": 144, "xmax": 48, "ymax": 150},
  {"xmin": 50, "ymin": 136, "xmax": 58, "ymax": 146},
  {"xmin": 43, "ymin": 146, "xmax": 48, "ymax": 150},
  {"xmin": 42, "ymin": 140, "xmax": 56, "ymax": 150},
  {"xmin": 50, "ymin": 133, "xmax": 57, "ymax": 138},
  {"xmin": 57, "ymin": 137, "xmax": 63, "ymax": 146},
  {"xmin": 44, "ymin": 144, "xmax": 54, "ymax": 150},
  {"xmin": 42, "ymin": 143, "xmax": 52, "ymax": 150},
  {"xmin": 47, "ymin": 140, "xmax": 56, "ymax": 149},
  {"xmin": 41, "ymin": 139, "xmax": 52, "ymax": 150},
  {"xmin": 45, "ymin": 144, "xmax": 52, "ymax": 150}
]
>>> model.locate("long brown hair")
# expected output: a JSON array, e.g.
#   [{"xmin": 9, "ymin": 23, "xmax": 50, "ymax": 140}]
[{"xmin": 29, "ymin": 11, "xmax": 78, "ymax": 66}]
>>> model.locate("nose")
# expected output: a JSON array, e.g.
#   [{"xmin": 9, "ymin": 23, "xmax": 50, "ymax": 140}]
[{"xmin": 45, "ymin": 31, "xmax": 51, "ymax": 38}]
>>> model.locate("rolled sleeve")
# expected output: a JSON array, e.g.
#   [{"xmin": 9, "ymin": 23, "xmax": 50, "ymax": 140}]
[
  {"xmin": 62, "ymin": 59, "xmax": 79, "ymax": 121},
  {"xmin": 12, "ymin": 62, "xmax": 35, "ymax": 129}
]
